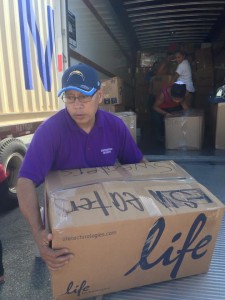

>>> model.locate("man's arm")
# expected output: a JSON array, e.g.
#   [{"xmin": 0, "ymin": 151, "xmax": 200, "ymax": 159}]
[
  {"xmin": 139, "ymin": 157, "xmax": 148, "ymax": 163},
  {"xmin": 17, "ymin": 177, "xmax": 74, "ymax": 271},
  {"xmin": 181, "ymin": 92, "xmax": 191, "ymax": 110},
  {"xmin": 182, "ymin": 100, "xmax": 190, "ymax": 110}
]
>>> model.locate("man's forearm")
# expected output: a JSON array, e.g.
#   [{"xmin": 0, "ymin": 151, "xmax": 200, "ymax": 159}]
[
  {"xmin": 154, "ymin": 106, "xmax": 168, "ymax": 116},
  {"xmin": 17, "ymin": 177, "xmax": 74, "ymax": 271}
]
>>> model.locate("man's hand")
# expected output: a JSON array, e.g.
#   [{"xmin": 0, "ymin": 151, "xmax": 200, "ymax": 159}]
[
  {"xmin": 35, "ymin": 229, "xmax": 74, "ymax": 271},
  {"xmin": 17, "ymin": 178, "xmax": 74, "ymax": 271},
  {"xmin": 164, "ymin": 112, "xmax": 173, "ymax": 117}
]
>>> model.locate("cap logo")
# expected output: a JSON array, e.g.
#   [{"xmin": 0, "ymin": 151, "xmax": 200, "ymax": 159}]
[{"xmin": 67, "ymin": 70, "xmax": 85, "ymax": 82}]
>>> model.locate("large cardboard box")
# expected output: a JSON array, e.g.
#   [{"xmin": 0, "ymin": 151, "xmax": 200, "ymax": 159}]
[
  {"xmin": 193, "ymin": 67, "xmax": 214, "ymax": 88},
  {"xmin": 165, "ymin": 110, "xmax": 204, "ymax": 150},
  {"xmin": 210, "ymin": 102, "xmax": 225, "ymax": 149},
  {"xmin": 195, "ymin": 48, "xmax": 213, "ymax": 69},
  {"xmin": 99, "ymin": 104, "xmax": 125, "ymax": 113},
  {"xmin": 101, "ymin": 77, "xmax": 124, "ymax": 105},
  {"xmin": 101, "ymin": 77, "xmax": 134, "ymax": 108},
  {"xmin": 194, "ymin": 90, "xmax": 212, "ymax": 110},
  {"xmin": 114, "ymin": 112, "xmax": 137, "ymax": 142},
  {"xmin": 45, "ymin": 161, "xmax": 224, "ymax": 300}
]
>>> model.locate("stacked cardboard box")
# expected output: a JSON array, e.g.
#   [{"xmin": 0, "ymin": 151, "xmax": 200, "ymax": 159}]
[
  {"xmin": 99, "ymin": 104, "xmax": 125, "ymax": 113},
  {"xmin": 45, "ymin": 160, "xmax": 225, "ymax": 300},
  {"xmin": 114, "ymin": 112, "xmax": 137, "ymax": 142},
  {"xmin": 134, "ymin": 67, "xmax": 150, "ymax": 127},
  {"xmin": 193, "ymin": 47, "xmax": 214, "ymax": 110},
  {"xmin": 100, "ymin": 77, "xmax": 137, "ymax": 139},
  {"xmin": 135, "ymin": 67, "xmax": 150, "ymax": 109},
  {"xmin": 195, "ymin": 48, "xmax": 213, "ymax": 70},
  {"xmin": 165, "ymin": 110, "xmax": 204, "ymax": 150},
  {"xmin": 101, "ymin": 77, "xmax": 124, "ymax": 106},
  {"xmin": 213, "ymin": 43, "xmax": 225, "ymax": 89},
  {"xmin": 101, "ymin": 77, "xmax": 134, "ymax": 110},
  {"xmin": 210, "ymin": 102, "xmax": 225, "ymax": 149}
]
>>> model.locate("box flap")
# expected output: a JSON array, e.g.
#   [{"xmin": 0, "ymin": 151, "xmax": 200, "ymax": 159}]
[
  {"xmin": 45, "ymin": 160, "xmax": 193, "ymax": 194},
  {"xmin": 47, "ymin": 179, "xmax": 224, "ymax": 230}
]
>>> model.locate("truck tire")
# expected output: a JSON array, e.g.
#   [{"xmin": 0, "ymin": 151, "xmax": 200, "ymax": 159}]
[{"xmin": 0, "ymin": 138, "xmax": 27, "ymax": 199}]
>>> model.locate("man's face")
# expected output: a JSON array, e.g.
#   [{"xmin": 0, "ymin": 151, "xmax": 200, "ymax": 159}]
[
  {"xmin": 64, "ymin": 90, "xmax": 103, "ymax": 131},
  {"xmin": 175, "ymin": 53, "xmax": 184, "ymax": 64}
]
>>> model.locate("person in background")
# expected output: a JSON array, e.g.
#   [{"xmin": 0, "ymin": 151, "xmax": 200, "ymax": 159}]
[
  {"xmin": 17, "ymin": 63, "xmax": 145, "ymax": 272},
  {"xmin": 172, "ymin": 50, "xmax": 195, "ymax": 106},
  {"xmin": 154, "ymin": 53, "xmax": 175, "ymax": 76},
  {"xmin": 152, "ymin": 81, "xmax": 189, "ymax": 142},
  {"xmin": 147, "ymin": 53, "xmax": 176, "ymax": 116}
]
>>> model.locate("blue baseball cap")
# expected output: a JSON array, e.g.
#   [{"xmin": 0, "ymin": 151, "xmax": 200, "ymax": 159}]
[
  {"xmin": 171, "ymin": 81, "xmax": 186, "ymax": 98},
  {"xmin": 58, "ymin": 63, "xmax": 101, "ymax": 97}
]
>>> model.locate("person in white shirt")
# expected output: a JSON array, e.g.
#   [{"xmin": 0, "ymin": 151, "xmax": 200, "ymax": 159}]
[{"xmin": 173, "ymin": 50, "xmax": 195, "ymax": 106}]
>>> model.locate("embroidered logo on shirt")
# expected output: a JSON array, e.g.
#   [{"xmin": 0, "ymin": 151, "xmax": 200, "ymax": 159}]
[{"xmin": 101, "ymin": 148, "xmax": 113, "ymax": 155}]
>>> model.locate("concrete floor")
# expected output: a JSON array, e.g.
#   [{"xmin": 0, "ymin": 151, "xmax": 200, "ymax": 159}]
[
  {"xmin": 0, "ymin": 185, "xmax": 52, "ymax": 300},
  {"xmin": 0, "ymin": 129, "xmax": 225, "ymax": 300}
]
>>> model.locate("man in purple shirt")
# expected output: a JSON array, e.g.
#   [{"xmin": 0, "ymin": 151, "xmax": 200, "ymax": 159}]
[{"xmin": 17, "ymin": 63, "xmax": 144, "ymax": 271}]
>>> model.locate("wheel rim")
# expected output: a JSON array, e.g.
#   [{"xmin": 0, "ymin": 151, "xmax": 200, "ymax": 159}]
[{"xmin": 5, "ymin": 152, "xmax": 24, "ymax": 194}]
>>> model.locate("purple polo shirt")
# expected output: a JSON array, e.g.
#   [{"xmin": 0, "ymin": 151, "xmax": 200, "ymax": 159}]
[{"xmin": 19, "ymin": 109, "xmax": 143, "ymax": 186}]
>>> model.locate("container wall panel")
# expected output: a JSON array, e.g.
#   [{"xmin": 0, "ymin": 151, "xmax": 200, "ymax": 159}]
[{"xmin": 0, "ymin": 0, "xmax": 60, "ymax": 127}]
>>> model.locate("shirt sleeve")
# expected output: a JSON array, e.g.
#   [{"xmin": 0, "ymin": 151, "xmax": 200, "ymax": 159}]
[
  {"xmin": 176, "ymin": 62, "xmax": 183, "ymax": 76},
  {"xmin": 18, "ymin": 121, "xmax": 58, "ymax": 186},
  {"xmin": 116, "ymin": 118, "xmax": 143, "ymax": 164}
]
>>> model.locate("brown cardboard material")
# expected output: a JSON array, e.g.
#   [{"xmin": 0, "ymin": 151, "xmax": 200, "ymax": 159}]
[
  {"xmin": 101, "ymin": 77, "xmax": 134, "ymax": 108},
  {"xmin": 45, "ymin": 161, "xmax": 224, "ymax": 300},
  {"xmin": 165, "ymin": 110, "xmax": 204, "ymax": 150},
  {"xmin": 45, "ymin": 161, "xmax": 193, "ymax": 191},
  {"xmin": 195, "ymin": 48, "xmax": 213, "ymax": 69},
  {"xmin": 193, "ymin": 67, "xmax": 214, "ymax": 88},
  {"xmin": 194, "ymin": 91, "xmax": 211, "ymax": 110},
  {"xmin": 99, "ymin": 104, "xmax": 125, "ymax": 113},
  {"xmin": 114, "ymin": 112, "xmax": 137, "ymax": 142},
  {"xmin": 101, "ymin": 77, "xmax": 124, "ymax": 104},
  {"xmin": 210, "ymin": 102, "xmax": 225, "ymax": 149}
]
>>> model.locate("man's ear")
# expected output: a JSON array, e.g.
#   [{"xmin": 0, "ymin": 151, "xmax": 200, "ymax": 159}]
[{"xmin": 98, "ymin": 89, "xmax": 103, "ymax": 104}]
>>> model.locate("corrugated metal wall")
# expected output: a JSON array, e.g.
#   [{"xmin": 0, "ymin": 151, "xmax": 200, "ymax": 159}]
[
  {"xmin": 68, "ymin": 0, "xmax": 130, "ymax": 81},
  {"xmin": 0, "ymin": 0, "xmax": 59, "ymax": 126}
]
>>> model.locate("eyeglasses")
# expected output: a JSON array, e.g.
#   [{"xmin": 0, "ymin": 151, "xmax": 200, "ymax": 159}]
[{"xmin": 62, "ymin": 92, "xmax": 97, "ymax": 104}]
